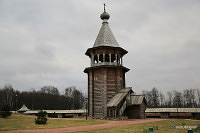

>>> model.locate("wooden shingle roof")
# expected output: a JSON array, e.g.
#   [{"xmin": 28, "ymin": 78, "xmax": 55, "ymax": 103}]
[
  {"xmin": 145, "ymin": 108, "xmax": 200, "ymax": 113},
  {"xmin": 24, "ymin": 110, "xmax": 85, "ymax": 114},
  {"xmin": 131, "ymin": 95, "xmax": 146, "ymax": 105},
  {"xmin": 106, "ymin": 87, "xmax": 132, "ymax": 107},
  {"xmin": 93, "ymin": 13, "xmax": 119, "ymax": 48}
]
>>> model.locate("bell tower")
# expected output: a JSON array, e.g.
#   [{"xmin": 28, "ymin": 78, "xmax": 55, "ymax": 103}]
[{"xmin": 84, "ymin": 5, "xmax": 129, "ymax": 118}]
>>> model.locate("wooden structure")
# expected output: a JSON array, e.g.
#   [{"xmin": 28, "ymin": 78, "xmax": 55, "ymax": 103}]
[
  {"xmin": 17, "ymin": 104, "xmax": 30, "ymax": 113},
  {"xmin": 24, "ymin": 110, "xmax": 85, "ymax": 118},
  {"xmin": 124, "ymin": 95, "xmax": 147, "ymax": 119},
  {"xmin": 106, "ymin": 88, "xmax": 133, "ymax": 118},
  {"xmin": 84, "ymin": 6, "xmax": 147, "ymax": 119},
  {"xmin": 84, "ymin": 7, "xmax": 130, "ymax": 118},
  {"xmin": 145, "ymin": 108, "xmax": 200, "ymax": 119}
]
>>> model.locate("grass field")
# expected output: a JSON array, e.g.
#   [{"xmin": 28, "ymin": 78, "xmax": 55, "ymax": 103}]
[
  {"xmin": 1, "ymin": 114, "xmax": 200, "ymax": 132},
  {"xmin": 0, "ymin": 114, "xmax": 106, "ymax": 131},
  {"xmin": 77, "ymin": 119, "xmax": 200, "ymax": 133}
]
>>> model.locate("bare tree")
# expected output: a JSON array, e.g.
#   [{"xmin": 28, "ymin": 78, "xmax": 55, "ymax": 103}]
[
  {"xmin": 159, "ymin": 91, "xmax": 165, "ymax": 107},
  {"xmin": 0, "ymin": 84, "xmax": 85, "ymax": 110},
  {"xmin": 173, "ymin": 91, "xmax": 183, "ymax": 108},
  {"xmin": 167, "ymin": 91, "xmax": 173, "ymax": 107},
  {"xmin": 65, "ymin": 86, "xmax": 85, "ymax": 109},
  {"xmin": 142, "ymin": 88, "xmax": 160, "ymax": 108},
  {"xmin": 0, "ymin": 84, "xmax": 15, "ymax": 109},
  {"xmin": 151, "ymin": 88, "xmax": 160, "ymax": 108},
  {"xmin": 197, "ymin": 89, "xmax": 200, "ymax": 107},
  {"xmin": 142, "ymin": 88, "xmax": 200, "ymax": 108},
  {"xmin": 142, "ymin": 90, "xmax": 153, "ymax": 107},
  {"xmin": 183, "ymin": 89, "xmax": 196, "ymax": 107},
  {"xmin": 190, "ymin": 89, "xmax": 197, "ymax": 107}
]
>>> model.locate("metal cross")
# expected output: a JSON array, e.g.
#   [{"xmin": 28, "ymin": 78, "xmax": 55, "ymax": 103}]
[{"xmin": 104, "ymin": 3, "xmax": 106, "ymax": 12}]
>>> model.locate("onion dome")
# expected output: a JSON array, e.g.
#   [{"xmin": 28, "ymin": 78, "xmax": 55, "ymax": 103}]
[
  {"xmin": 100, "ymin": 11, "xmax": 110, "ymax": 20},
  {"xmin": 100, "ymin": 3, "xmax": 110, "ymax": 20}
]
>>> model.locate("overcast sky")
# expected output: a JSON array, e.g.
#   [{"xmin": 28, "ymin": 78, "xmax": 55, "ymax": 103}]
[{"xmin": 0, "ymin": 0, "xmax": 200, "ymax": 94}]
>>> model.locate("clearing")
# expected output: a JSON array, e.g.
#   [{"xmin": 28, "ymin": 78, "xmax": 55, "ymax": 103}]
[{"xmin": 1, "ymin": 114, "xmax": 199, "ymax": 133}]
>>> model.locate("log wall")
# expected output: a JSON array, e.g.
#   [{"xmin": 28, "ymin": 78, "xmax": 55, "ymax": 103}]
[{"xmin": 87, "ymin": 67, "xmax": 125, "ymax": 118}]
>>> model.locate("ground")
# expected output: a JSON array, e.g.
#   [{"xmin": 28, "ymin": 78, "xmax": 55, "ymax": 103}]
[
  {"xmin": 0, "ymin": 114, "xmax": 199, "ymax": 133},
  {"xmin": 0, "ymin": 114, "xmax": 105, "ymax": 131}
]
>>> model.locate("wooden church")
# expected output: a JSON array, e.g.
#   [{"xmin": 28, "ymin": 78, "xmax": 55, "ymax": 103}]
[{"xmin": 84, "ymin": 5, "xmax": 146, "ymax": 119}]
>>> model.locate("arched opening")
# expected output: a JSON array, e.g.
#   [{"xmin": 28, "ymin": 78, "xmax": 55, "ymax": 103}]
[
  {"xmin": 99, "ymin": 54, "xmax": 103, "ymax": 63},
  {"xmin": 105, "ymin": 54, "xmax": 109, "ymax": 62},
  {"xmin": 111, "ymin": 54, "xmax": 116, "ymax": 62},
  {"xmin": 94, "ymin": 55, "xmax": 98, "ymax": 63}
]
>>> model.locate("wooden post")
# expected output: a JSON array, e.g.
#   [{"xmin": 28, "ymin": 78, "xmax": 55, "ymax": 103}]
[
  {"xmin": 109, "ymin": 53, "xmax": 111, "ymax": 63},
  {"xmin": 97, "ymin": 54, "xmax": 99, "ymax": 63},
  {"xmin": 108, "ymin": 108, "xmax": 110, "ymax": 118},
  {"xmin": 91, "ymin": 55, "xmax": 94, "ymax": 66},
  {"xmin": 115, "ymin": 107, "xmax": 117, "ymax": 118},
  {"xmin": 112, "ymin": 108, "xmax": 114, "ymax": 118},
  {"xmin": 103, "ymin": 53, "xmax": 105, "ymax": 62}
]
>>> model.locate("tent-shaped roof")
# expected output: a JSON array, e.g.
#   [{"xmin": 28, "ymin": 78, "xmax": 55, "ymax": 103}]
[
  {"xmin": 93, "ymin": 9, "xmax": 119, "ymax": 48},
  {"xmin": 93, "ymin": 21, "xmax": 119, "ymax": 48},
  {"xmin": 106, "ymin": 88, "xmax": 132, "ymax": 107},
  {"xmin": 18, "ymin": 104, "xmax": 30, "ymax": 112}
]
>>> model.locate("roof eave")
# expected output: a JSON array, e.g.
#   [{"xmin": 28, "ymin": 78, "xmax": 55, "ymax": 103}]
[
  {"xmin": 84, "ymin": 65, "xmax": 130, "ymax": 73},
  {"xmin": 85, "ymin": 46, "xmax": 128, "ymax": 57}
]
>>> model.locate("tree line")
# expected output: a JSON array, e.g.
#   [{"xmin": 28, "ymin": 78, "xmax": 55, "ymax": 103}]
[
  {"xmin": 1, "ymin": 83, "xmax": 200, "ymax": 110},
  {"xmin": 142, "ymin": 88, "xmax": 200, "ymax": 108},
  {"xmin": 0, "ymin": 84, "xmax": 85, "ymax": 111}
]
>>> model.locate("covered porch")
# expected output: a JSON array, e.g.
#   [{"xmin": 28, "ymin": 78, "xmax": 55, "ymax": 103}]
[{"xmin": 106, "ymin": 88, "xmax": 132, "ymax": 119}]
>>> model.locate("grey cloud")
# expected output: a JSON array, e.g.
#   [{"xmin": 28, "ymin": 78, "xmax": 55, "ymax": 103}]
[{"xmin": 0, "ymin": 0, "xmax": 200, "ymax": 93}]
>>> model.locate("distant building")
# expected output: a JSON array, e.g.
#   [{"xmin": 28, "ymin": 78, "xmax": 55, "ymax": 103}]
[
  {"xmin": 145, "ymin": 108, "xmax": 200, "ymax": 119},
  {"xmin": 18, "ymin": 104, "xmax": 30, "ymax": 113},
  {"xmin": 124, "ymin": 95, "xmax": 147, "ymax": 119},
  {"xmin": 84, "ymin": 6, "xmax": 146, "ymax": 119},
  {"xmin": 24, "ymin": 110, "xmax": 85, "ymax": 118}
]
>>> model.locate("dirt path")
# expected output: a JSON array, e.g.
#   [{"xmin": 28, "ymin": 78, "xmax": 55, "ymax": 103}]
[{"xmin": 1, "ymin": 119, "xmax": 167, "ymax": 133}]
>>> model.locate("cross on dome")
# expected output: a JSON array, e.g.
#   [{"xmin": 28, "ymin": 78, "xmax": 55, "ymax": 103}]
[{"xmin": 100, "ymin": 3, "xmax": 110, "ymax": 20}]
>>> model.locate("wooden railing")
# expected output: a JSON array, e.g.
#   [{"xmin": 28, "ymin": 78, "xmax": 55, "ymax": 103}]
[
  {"xmin": 92, "ymin": 62, "xmax": 121, "ymax": 67},
  {"xmin": 119, "ymin": 100, "xmax": 126, "ymax": 117}
]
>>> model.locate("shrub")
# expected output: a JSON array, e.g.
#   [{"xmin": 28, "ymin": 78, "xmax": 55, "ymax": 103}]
[
  {"xmin": 0, "ymin": 105, "xmax": 12, "ymax": 118},
  {"xmin": 35, "ymin": 110, "xmax": 47, "ymax": 124}
]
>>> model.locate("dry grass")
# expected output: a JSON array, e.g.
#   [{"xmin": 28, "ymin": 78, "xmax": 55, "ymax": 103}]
[
  {"xmin": 76, "ymin": 119, "xmax": 200, "ymax": 133},
  {"xmin": 1, "ymin": 114, "xmax": 199, "ymax": 132},
  {"xmin": 0, "ymin": 113, "xmax": 106, "ymax": 131}
]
